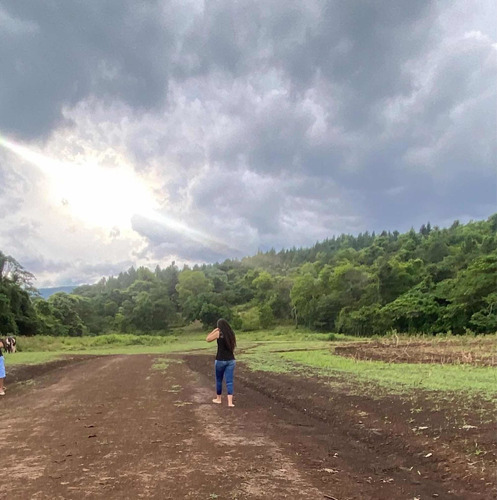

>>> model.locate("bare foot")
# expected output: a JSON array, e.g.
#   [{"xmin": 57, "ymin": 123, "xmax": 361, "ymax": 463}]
[
  {"xmin": 212, "ymin": 398, "xmax": 222, "ymax": 404},
  {"xmin": 228, "ymin": 403, "xmax": 235, "ymax": 407}
]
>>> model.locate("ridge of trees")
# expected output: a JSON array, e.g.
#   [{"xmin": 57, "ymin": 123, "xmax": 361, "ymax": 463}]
[{"xmin": 1, "ymin": 214, "xmax": 496, "ymax": 336}]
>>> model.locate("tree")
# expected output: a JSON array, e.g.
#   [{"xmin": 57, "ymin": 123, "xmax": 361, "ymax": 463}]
[
  {"xmin": 47, "ymin": 293, "xmax": 86, "ymax": 336},
  {"xmin": 377, "ymin": 258, "xmax": 424, "ymax": 304},
  {"xmin": 327, "ymin": 263, "xmax": 372, "ymax": 307},
  {"xmin": 268, "ymin": 277, "xmax": 292, "ymax": 319},
  {"xmin": 176, "ymin": 271, "xmax": 212, "ymax": 308},
  {"xmin": 336, "ymin": 305, "xmax": 385, "ymax": 336},
  {"xmin": 0, "ymin": 289, "xmax": 18, "ymax": 335},
  {"xmin": 312, "ymin": 294, "xmax": 342, "ymax": 331},
  {"xmin": 0, "ymin": 252, "xmax": 38, "ymax": 336},
  {"xmin": 258, "ymin": 303, "xmax": 275, "ymax": 329},
  {"xmin": 198, "ymin": 303, "xmax": 232, "ymax": 330},
  {"xmin": 437, "ymin": 253, "xmax": 497, "ymax": 333},
  {"xmin": 33, "ymin": 298, "xmax": 66, "ymax": 336},
  {"xmin": 3, "ymin": 213, "xmax": 491, "ymax": 338},
  {"xmin": 0, "ymin": 251, "xmax": 36, "ymax": 291},
  {"xmin": 290, "ymin": 272, "xmax": 319, "ymax": 327},
  {"xmin": 252, "ymin": 271, "xmax": 275, "ymax": 302},
  {"xmin": 161, "ymin": 262, "xmax": 180, "ymax": 306},
  {"xmin": 381, "ymin": 289, "xmax": 441, "ymax": 333}
]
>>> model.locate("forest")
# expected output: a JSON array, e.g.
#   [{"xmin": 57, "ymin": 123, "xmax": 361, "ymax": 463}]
[{"xmin": 1, "ymin": 214, "xmax": 496, "ymax": 337}]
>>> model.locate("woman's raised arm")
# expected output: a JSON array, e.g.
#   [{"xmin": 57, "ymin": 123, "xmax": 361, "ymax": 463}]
[{"xmin": 206, "ymin": 328, "xmax": 220, "ymax": 342}]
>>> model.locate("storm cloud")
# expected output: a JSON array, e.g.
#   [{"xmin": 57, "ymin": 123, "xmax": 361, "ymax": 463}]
[{"xmin": 0, "ymin": 0, "xmax": 495, "ymax": 285}]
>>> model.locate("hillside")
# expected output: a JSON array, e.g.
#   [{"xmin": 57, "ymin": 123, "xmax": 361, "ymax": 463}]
[{"xmin": 1, "ymin": 214, "xmax": 496, "ymax": 336}]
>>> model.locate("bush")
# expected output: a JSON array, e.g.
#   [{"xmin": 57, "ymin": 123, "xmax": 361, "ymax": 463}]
[
  {"xmin": 14, "ymin": 333, "xmax": 178, "ymax": 352},
  {"xmin": 239, "ymin": 306, "xmax": 260, "ymax": 331},
  {"xmin": 198, "ymin": 303, "xmax": 233, "ymax": 330},
  {"xmin": 258, "ymin": 304, "xmax": 275, "ymax": 329}
]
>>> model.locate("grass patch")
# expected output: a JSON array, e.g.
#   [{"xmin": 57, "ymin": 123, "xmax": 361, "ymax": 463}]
[
  {"xmin": 11, "ymin": 334, "xmax": 214, "ymax": 360},
  {"xmin": 230, "ymin": 325, "xmax": 353, "ymax": 342},
  {"xmin": 151, "ymin": 357, "xmax": 183, "ymax": 372},
  {"xmin": 15, "ymin": 334, "xmax": 180, "ymax": 352},
  {"xmin": 239, "ymin": 340, "xmax": 330, "ymax": 353},
  {"xmin": 237, "ymin": 339, "xmax": 330, "ymax": 373},
  {"xmin": 151, "ymin": 358, "xmax": 170, "ymax": 372},
  {"xmin": 4, "ymin": 340, "xmax": 212, "ymax": 369},
  {"xmin": 173, "ymin": 401, "xmax": 192, "ymax": 407},
  {"xmin": 279, "ymin": 349, "xmax": 497, "ymax": 398},
  {"xmin": 4, "ymin": 351, "xmax": 66, "ymax": 366},
  {"xmin": 239, "ymin": 353, "xmax": 297, "ymax": 374}
]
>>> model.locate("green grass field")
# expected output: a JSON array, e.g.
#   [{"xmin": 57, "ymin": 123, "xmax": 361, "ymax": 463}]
[
  {"xmin": 238, "ymin": 335, "xmax": 497, "ymax": 399},
  {"xmin": 282, "ymin": 349, "xmax": 497, "ymax": 397},
  {"xmin": 6, "ymin": 329, "xmax": 497, "ymax": 399}
]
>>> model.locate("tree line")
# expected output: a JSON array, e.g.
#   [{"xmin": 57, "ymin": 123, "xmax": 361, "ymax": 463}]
[{"xmin": 1, "ymin": 214, "xmax": 496, "ymax": 337}]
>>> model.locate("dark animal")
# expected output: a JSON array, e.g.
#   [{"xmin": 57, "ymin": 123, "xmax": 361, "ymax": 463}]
[{"xmin": 4, "ymin": 337, "xmax": 16, "ymax": 353}]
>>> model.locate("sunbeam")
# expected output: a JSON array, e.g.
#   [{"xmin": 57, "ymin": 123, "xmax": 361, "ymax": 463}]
[{"xmin": 0, "ymin": 135, "xmax": 235, "ymax": 254}]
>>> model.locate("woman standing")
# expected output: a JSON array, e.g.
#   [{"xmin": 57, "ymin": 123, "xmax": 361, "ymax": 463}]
[{"xmin": 206, "ymin": 318, "xmax": 236, "ymax": 407}]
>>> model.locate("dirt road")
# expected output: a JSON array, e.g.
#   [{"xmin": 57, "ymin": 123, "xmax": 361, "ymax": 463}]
[{"xmin": 0, "ymin": 355, "xmax": 494, "ymax": 499}]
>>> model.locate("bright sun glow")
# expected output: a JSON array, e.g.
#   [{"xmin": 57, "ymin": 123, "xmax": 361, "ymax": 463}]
[
  {"xmin": 51, "ymin": 162, "xmax": 155, "ymax": 229},
  {"xmin": 0, "ymin": 135, "xmax": 236, "ymax": 253},
  {"xmin": 0, "ymin": 136, "xmax": 154, "ymax": 229}
]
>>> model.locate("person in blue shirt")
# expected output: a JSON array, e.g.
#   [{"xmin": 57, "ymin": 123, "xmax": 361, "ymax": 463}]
[{"xmin": 0, "ymin": 339, "xmax": 6, "ymax": 396}]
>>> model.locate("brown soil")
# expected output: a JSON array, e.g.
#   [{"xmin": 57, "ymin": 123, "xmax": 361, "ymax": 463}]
[
  {"xmin": 0, "ymin": 354, "xmax": 495, "ymax": 499},
  {"xmin": 335, "ymin": 341, "xmax": 497, "ymax": 366}
]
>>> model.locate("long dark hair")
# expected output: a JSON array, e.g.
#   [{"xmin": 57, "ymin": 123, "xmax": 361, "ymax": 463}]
[{"xmin": 217, "ymin": 318, "xmax": 236, "ymax": 352}]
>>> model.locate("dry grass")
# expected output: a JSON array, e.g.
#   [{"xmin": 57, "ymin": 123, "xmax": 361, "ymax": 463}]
[{"xmin": 334, "ymin": 335, "xmax": 497, "ymax": 366}]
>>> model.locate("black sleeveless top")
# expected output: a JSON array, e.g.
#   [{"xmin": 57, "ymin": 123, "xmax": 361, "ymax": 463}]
[{"xmin": 216, "ymin": 332, "xmax": 235, "ymax": 361}]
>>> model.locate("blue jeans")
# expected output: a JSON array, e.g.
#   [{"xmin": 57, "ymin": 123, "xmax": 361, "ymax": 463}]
[{"xmin": 215, "ymin": 360, "xmax": 236, "ymax": 395}]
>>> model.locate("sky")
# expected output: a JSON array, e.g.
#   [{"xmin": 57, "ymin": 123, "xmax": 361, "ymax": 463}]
[{"xmin": 0, "ymin": 0, "xmax": 496, "ymax": 287}]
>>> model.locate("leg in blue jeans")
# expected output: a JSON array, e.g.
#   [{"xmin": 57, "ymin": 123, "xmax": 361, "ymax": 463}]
[
  {"xmin": 214, "ymin": 360, "xmax": 236, "ymax": 406},
  {"xmin": 224, "ymin": 360, "xmax": 236, "ymax": 395},
  {"xmin": 215, "ymin": 360, "xmax": 227, "ymax": 395}
]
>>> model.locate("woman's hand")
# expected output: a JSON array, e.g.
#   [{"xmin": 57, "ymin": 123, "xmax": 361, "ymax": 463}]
[{"xmin": 206, "ymin": 328, "xmax": 220, "ymax": 342}]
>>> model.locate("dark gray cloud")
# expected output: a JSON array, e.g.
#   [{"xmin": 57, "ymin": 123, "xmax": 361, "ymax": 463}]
[
  {"xmin": 0, "ymin": 0, "xmax": 495, "ymax": 284},
  {"xmin": 0, "ymin": 1, "xmax": 174, "ymax": 139},
  {"xmin": 0, "ymin": 0, "xmax": 435, "ymax": 140},
  {"xmin": 271, "ymin": 1, "xmax": 435, "ymax": 129},
  {"xmin": 361, "ymin": 168, "xmax": 497, "ymax": 235}
]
